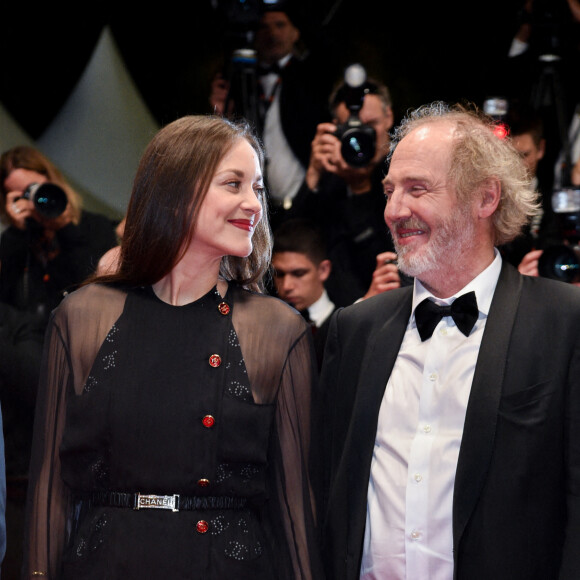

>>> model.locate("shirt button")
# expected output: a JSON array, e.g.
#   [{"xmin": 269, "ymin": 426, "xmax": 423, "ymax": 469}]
[
  {"xmin": 209, "ymin": 354, "xmax": 221, "ymax": 367},
  {"xmin": 423, "ymin": 424, "xmax": 432, "ymax": 433},
  {"xmin": 414, "ymin": 473, "xmax": 423, "ymax": 483},
  {"xmin": 218, "ymin": 302, "xmax": 230, "ymax": 315},
  {"xmin": 410, "ymin": 530, "xmax": 421, "ymax": 540},
  {"xmin": 197, "ymin": 478, "xmax": 210, "ymax": 488},
  {"xmin": 440, "ymin": 327, "xmax": 448, "ymax": 336},
  {"xmin": 196, "ymin": 520, "xmax": 209, "ymax": 534},
  {"xmin": 428, "ymin": 372, "xmax": 437, "ymax": 381},
  {"xmin": 202, "ymin": 415, "xmax": 215, "ymax": 428}
]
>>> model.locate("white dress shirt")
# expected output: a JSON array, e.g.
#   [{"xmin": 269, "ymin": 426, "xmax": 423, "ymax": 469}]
[
  {"xmin": 260, "ymin": 54, "xmax": 305, "ymax": 206},
  {"xmin": 360, "ymin": 251, "xmax": 502, "ymax": 580}
]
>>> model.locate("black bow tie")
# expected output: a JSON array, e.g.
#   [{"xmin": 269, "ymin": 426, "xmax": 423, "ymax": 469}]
[
  {"xmin": 414, "ymin": 291, "xmax": 479, "ymax": 342},
  {"xmin": 258, "ymin": 62, "xmax": 282, "ymax": 76}
]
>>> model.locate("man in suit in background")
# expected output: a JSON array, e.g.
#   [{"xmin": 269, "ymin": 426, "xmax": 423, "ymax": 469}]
[
  {"xmin": 209, "ymin": 2, "xmax": 336, "ymax": 213},
  {"xmin": 319, "ymin": 102, "xmax": 580, "ymax": 579},
  {"xmin": 271, "ymin": 218, "xmax": 336, "ymax": 370}
]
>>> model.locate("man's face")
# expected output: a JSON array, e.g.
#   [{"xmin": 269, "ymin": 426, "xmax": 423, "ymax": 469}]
[
  {"xmin": 334, "ymin": 94, "xmax": 394, "ymax": 164},
  {"xmin": 383, "ymin": 122, "xmax": 479, "ymax": 286},
  {"xmin": 512, "ymin": 133, "xmax": 545, "ymax": 177},
  {"xmin": 272, "ymin": 251, "xmax": 330, "ymax": 312},
  {"xmin": 255, "ymin": 12, "xmax": 299, "ymax": 64}
]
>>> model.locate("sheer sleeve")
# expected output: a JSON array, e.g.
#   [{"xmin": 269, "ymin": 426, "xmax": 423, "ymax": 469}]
[
  {"xmin": 233, "ymin": 287, "xmax": 323, "ymax": 579},
  {"xmin": 22, "ymin": 284, "xmax": 126, "ymax": 579}
]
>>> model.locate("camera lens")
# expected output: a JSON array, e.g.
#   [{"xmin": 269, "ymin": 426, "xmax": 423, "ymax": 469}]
[
  {"xmin": 22, "ymin": 183, "xmax": 68, "ymax": 219},
  {"xmin": 538, "ymin": 245, "xmax": 580, "ymax": 283},
  {"xmin": 340, "ymin": 127, "xmax": 376, "ymax": 167}
]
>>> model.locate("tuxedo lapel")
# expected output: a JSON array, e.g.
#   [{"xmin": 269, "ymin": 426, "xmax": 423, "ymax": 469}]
[
  {"xmin": 344, "ymin": 290, "xmax": 413, "ymax": 564},
  {"xmin": 453, "ymin": 263, "xmax": 523, "ymax": 548}
]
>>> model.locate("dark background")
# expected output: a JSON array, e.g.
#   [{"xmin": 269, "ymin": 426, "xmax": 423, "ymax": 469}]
[{"xmin": 1, "ymin": 0, "xmax": 577, "ymax": 144}]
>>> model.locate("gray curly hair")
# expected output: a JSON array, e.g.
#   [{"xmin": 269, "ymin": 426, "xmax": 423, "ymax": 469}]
[{"xmin": 387, "ymin": 102, "xmax": 541, "ymax": 246}]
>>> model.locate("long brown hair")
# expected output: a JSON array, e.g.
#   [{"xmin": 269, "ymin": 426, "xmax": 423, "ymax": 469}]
[
  {"xmin": 88, "ymin": 115, "xmax": 272, "ymax": 291},
  {"xmin": 0, "ymin": 145, "xmax": 82, "ymax": 224}
]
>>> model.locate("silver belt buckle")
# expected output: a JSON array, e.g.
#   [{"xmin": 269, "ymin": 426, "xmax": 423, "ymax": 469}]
[{"xmin": 135, "ymin": 493, "xmax": 179, "ymax": 512}]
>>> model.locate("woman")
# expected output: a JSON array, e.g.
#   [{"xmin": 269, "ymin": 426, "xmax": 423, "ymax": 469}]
[
  {"xmin": 0, "ymin": 146, "xmax": 118, "ymax": 325},
  {"xmin": 23, "ymin": 116, "xmax": 321, "ymax": 579}
]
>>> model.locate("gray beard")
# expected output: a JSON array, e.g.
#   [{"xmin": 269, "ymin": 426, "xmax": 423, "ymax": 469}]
[{"xmin": 393, "ymin": 206, "xmax": 475, "ymax": 281}]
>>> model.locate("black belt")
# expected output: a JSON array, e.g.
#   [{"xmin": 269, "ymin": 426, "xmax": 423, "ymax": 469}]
[{"xmin": 88, "ymin": 491, "xmax": 247, "ymax": 512}]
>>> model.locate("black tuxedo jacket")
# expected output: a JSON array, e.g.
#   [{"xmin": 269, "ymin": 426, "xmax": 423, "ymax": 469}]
[
  {"xmin": 318, "ymin": 262, "xmax": 580, "ymax": 580},
  {"xmin": 271, "ymin": 54, "xmax": 334, "ymax": 169}
]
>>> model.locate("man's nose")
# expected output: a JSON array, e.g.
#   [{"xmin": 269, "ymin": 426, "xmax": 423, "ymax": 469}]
[{"xmin": 384, "ymin": 190, "xmax": 411, "ymax": 223}]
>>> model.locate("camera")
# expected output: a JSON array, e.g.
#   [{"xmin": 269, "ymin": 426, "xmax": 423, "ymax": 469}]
[
  {"xmin": 334, "ymin": 64, "xmax": 376, "ymax": 167},
  {"xmin": 21, "ymin": 182, "xmax": 68, "ymax": 219},
  {"xmin": 538, "ymin": 187, "xmax": 580, "ymax": 283}
]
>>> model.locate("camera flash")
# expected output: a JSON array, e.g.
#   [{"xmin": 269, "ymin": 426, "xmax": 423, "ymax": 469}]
[{"xmin": 344, "ymin": 64, "xmax": 366, "ymax": 88}]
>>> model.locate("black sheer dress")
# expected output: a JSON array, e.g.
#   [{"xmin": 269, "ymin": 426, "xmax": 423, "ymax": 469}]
[{"xmin": 23, "ymin": 281, "xmax": 320, "ymax": 579}]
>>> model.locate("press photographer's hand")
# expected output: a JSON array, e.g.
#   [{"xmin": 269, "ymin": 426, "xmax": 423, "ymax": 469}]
[
  {"xmin": 6, "ymin": 190, "xmax": 34, "ymax": 230},
  {"xmin": 517, "ymin": 249, "xmax": 542, "ymax": 277},
  {"xmin": 305, "ymin": 122, "xmax": 344, "ymax": 189},
  {"xmin": 306, "ymin": 121, "xmax": 375, "ymax": 193},
  {"xmin": 363, "ymin": 251, "xmax": 401, "ymax": 299}
]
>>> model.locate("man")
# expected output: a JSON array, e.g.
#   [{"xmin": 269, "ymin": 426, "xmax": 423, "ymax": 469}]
[
  {"xmin": 319, "ymin": 102, "xmax": 580, "ymax": 579},
  {"xmin": 271, "ymin": 218, "xmax": 336, "ymax": 369},
  {"xmin": 209, "ymin": 3, "xmax": 336, "ymax": 210},
  {"xmin": 500, "ymin": 112, "xmax": 560, "ymax": 274},
  {"xmin": 282, "ymin": 77, "xmax": 404, "ymax": 305}
]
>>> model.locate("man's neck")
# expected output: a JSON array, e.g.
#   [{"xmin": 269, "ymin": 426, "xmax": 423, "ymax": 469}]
[{"xmin": 419, "ymin": 248, "xmax": 497, "ymax": 299}]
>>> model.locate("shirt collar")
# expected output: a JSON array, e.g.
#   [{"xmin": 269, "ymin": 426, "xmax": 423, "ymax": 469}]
[
  {"xmin": 307, "ymin": 289, "xmax": 335, "ymax": 327},
  {"xmin": 412, "ymin": 248, "xmax": 502, "ymax": 317}
]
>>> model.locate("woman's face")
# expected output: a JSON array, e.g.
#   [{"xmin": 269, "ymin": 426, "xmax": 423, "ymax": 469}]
[
  {"xmin": 4, "ymin": 168, "xmax": 48, "ymax": 197},
  {"xmin": 188, "ymin": 138, "xmax": 264, "ymax": 262}
]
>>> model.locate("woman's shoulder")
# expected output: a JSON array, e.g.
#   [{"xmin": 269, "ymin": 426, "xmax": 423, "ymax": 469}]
[
  {"xmin": 54, "ymin": 283, "xmax": 127, "ymax": 325},
  {"xmin": 232, "ymin": 286, "xmax": 306, "ymax": 328}
]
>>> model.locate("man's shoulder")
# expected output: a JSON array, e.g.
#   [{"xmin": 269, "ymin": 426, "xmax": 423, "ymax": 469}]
[
  {"xmin": 520, "ymin": 274, "xmax": 580, "ymax": 312},
  {"xmin": 335, "ymin": 286, "xmax": 413, "ymax": 327}
]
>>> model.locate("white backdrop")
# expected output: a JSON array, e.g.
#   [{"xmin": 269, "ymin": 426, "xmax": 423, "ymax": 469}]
[{"xmin": 0, "ymin": 27, "xmax": 159, "ymax": 221}]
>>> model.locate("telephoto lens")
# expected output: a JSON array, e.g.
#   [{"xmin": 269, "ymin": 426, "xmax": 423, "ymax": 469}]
[{"xmin": 22, "ymin": 182, "xmax": 68, "ymax": 219}]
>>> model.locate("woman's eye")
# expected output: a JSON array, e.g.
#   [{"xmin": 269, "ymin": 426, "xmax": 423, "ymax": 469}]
[{"xmin": 226, "ymin": 180, "xmax": 241, "ymax": 189}]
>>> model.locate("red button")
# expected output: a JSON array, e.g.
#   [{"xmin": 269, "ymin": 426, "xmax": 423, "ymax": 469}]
[
  {"xmin": 208, "ymin": 354, "xmax": 221, "ymax": 367},
  {"xmin": 196, "ymin": 520, "xmax": 209, "ymax": 534},
  {"xmin": 218, "ymin": 302, "xmax": 230, "ymax": 315},
  {"xmin": 197, "ymin": 478, "xmax": 210, "ymax": 487},
  {"xmin": 202, "ymin": 415, "xmax": 215, "ymax": 428}
]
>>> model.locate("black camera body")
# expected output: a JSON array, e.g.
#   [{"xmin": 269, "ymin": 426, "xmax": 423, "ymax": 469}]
[
  {"xmin": 538, "ymin": 187, "xmax": 580, "ymax": 283},
  {"xmin": 21, "ymin": 182, "xmax": 68, "ymax": 219},
  {"xmin": 334, "ymin": 64, "xmax": 376, "ymax": 167}
]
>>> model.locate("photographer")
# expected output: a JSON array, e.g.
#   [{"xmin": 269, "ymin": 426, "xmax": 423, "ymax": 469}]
[
  {"xmin": 280, "ymin": 75, "xmax": 405, "ymax": 306},
  {"xmin": 209, "ymin": 2, "xmax": 336, "ymax": 212},
  {"xmin": 0, "ymin": 146, "xmax": 118, "ymax": 327},
  {"xmin": 499, "ymin": 112, "xmax": 560, "ymax": 267}
]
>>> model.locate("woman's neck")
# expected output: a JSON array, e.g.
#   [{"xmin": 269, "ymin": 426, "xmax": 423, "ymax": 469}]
[{"xmin": 152, "ymin": 256, "xmax": 226, "ymax": 306}]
